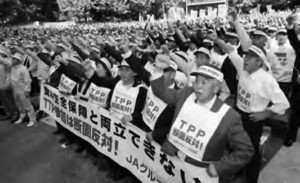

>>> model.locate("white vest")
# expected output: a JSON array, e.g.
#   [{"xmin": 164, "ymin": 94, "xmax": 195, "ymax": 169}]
[
  {"xmin": 270, "ymin": 42, "xmax": 296, "ymax": 82},
  {"xmin": 168, "ymin": 93, "xmax": 230, "ymax": 161},
  {"xmin": 87, "ymin": 83, "xmax": 111, "ymax": 108},
  {"xmin": 58, "ymin": 74, "xmax": 77, "ymax": 93},
  {"xmin": 142, "ymin": 87, "xmax": 168, "ymax": 130},
  {"xmin": 110, "ymin": 81, "xmax": 140, "ymax": 120}
]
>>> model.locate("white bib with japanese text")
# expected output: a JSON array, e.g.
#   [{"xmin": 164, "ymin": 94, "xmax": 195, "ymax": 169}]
[
  {"xmin": 87, "ymin": 83, "xmax": 111, "ymax": 108},
  {"xmin": 237, "ymin": 77, "xmax": 253, "ymax": 113},
  {"xmin": 58, "ymin": 74, "xmax": 77, "ymax": 93},
  {"xmin": 168, "ymin": 93, "xmax": 230, "ymax": 161},
  {"xmin": 142, "ymin": 87, "xmax": 168, "ymax": 130},
  {"xmin": 110, "ymin": 81, "xmax": 140, "ymax": 120}
]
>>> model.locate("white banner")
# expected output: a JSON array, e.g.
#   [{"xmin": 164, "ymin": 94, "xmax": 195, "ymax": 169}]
[{"xmin": 40, "ymin": 85, "xmax": 218, "ymax": 183}]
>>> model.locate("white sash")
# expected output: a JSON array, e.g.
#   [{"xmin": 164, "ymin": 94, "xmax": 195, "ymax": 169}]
[
  {"xmin": 110, "ymin": 81, "xmax": 140, "ymax": 120},
  {"xmin": 168, "ymin": 93, "xmax": 230, "ymax": 161},
  {"xmin": 142, "ymin": 87, "xmax": 168, "ymax": 130},
  {"xmin": 58, "ymin": 74, "xmax": 76, "ymax": 93}
]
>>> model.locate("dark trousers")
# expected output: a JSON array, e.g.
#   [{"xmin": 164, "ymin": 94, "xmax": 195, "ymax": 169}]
[
  {"xmin": 286, "ymin": 110, "xmax": 300, "ymax": 142},
  {"xmin": 0, "ymin": 87, "xmax": 18, "ymax": 116},
  {"xmin": 238, "ymin": 109, "xmax": 263, "ymax": 183},
  {"xmin": 30, "ymin": 76, "xmax": 40, "ymax": 96},
  {"xmin": 285, "ymin": 84, "xmax": 300, "ymax": 142},
  {"xmin": 278, "ymin": 82, "xmax": 291, "ymax": 100}
]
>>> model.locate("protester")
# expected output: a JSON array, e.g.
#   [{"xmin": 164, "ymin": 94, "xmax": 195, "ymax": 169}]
[
  {"xmin": 10, "ymin": 52, "xmax": 36, "ymax": 127},
  {"xmin": 0, "ymin": 7, "xmax": 299, "ymax": 183},
  {"xmin": 209, "ymin": 30, "xmax": 290, "ymax": 183},
  {"xmin": 151, "ymin": 64, "xmax": 254, "ymax": 182},
  {"xmin": 284, "ymin": 12, "xmax": 300, "ymax": 147}
]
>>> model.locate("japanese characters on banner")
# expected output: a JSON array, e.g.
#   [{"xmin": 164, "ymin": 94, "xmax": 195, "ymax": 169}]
[{"xmin": 40, "ymin": 85, "xmax": 219, "ymax": 183}]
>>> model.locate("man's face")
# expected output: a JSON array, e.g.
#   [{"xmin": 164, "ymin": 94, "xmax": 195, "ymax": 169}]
[
  {"xmin": 252, "ymin": 35, "xmax": 267, "ymax": 48},
  {"xmin": 167, "ymin": 40, "xmax": 176, "ymax": 50},
  {"xmin": 118, "ymin": 66, "xmax": 136, "ymax": 83},
  {"xmin": 189, "ymin": 42, "xmax": 197, "ymax": 51},
  {"xmin": 163, "ymin": 70, "xmax": 176, "ymax": 83},
  {"xmin": 244, "ymin": 52, "xmax": 262, "ymax": 73},
  {"xmin": 195, "ymin": 53, "xmax": 210, "ymax": 67},
  {"xmin": 12, "ymin": 58, "xmax": 20, "ymax": 65},
  {"xmin": 25, "ymin": 47, "xmax": 34, "ymax": 53},
  {"xmin": 226, "ymin": 36, "xmax": 238, "ymax": 46},
  {"xmin": 193, "ymin": 75, "xmax": 219, "ymax": 103},
  {"xmin": 276, "ymin": 34, "xmax": 287, "ymax": 45},
  {"xmin": 268, "ymin": 31, "xmax": 276, "ymax": 38}
]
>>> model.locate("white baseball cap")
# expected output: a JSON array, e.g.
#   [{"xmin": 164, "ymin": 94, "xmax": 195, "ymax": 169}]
[
  {"xmin": 194, "ymin": 47, "xmax": 211, "ymax": 59},
  {"xmin": 118, "ymin": 60, "xmax": 130, "ymax": 68},
  {"xmin": 252, "ymin": 30, "xmax": 268, "ymax": 38},
  {"xmin": 190, "ymin": 65, "xmax": 224, "ymax": 83},
  {"xmin": 248, "ymin": 45, "xmax": 267, "ymax": 64},
  {"xmin": 164, "ymin": 61, "xmax": 178, "ymax": 72},
  {"xmin": 12, "ymin": 53, "xmax": 23, "ymax": 62}
]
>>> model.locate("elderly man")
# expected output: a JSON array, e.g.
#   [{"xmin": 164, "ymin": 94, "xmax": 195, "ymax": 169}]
[{"xmin": 151, "ymin": 64, "xmax": 254, "ymax": 183}]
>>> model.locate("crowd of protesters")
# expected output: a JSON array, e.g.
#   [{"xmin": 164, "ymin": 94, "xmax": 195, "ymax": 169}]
[{"xmin": 0, "ymin": 7, "xmax": 300, "ymax": 183}]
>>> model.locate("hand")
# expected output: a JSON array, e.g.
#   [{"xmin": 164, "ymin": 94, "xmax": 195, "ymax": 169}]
[
  {"xmin": 121, "ymin": 114, "xmax": 132, "ymax": 125},
  {"xmin": 286, "ymin": 13, "xmax": 297, "ymax": 26},
  {"xmin": 57, "ymin": 57, "xmax": 69, "ymax": 66},
  {"xmin": 207, "ymin": 31, "xmax": 218, "ymax": 42},
  {"xmin": 160, "ymin": 44, "xmax": 170, "ymax": 55},
  {"xmin": 206, "ymin": 163, "xmax": 218, "ymax": 177},
  {"xmin": 249, "ymin": 111, "xmax": 273, "ymax": 122},
  {"xmin": 146, "ymin": 132, "xmax": 153, "ymax": 142},
  {"xmin": 228, "ymin": 7, "xmax": 238, "ymax": 21},
  {"xmin": 120, "ymin": 37, "xmax": 130, "ymax": 54}
]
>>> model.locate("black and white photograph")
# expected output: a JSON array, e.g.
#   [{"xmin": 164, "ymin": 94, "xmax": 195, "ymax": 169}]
[{"xmin": 0, "ymin": 0, "xmax": 300, "ymax": 183}]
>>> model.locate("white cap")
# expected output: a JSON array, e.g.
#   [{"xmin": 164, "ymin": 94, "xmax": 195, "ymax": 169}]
[
  {"xmin": 268, "ymin": 26, "xmax": 278, "ymax": 32},
  {"xmin": 174, "ymin": 51, "xmax": 188, "ymax": 63},
  {"xmin": 203, "ymin": 39, "xmax": 214, "ymax": 45},
  {"xmin": 252, "ymin": 30, "xmax": 268, "ymax": 38},
  {"xmin": 194, "ymin": 47, "xmax": 211, "ymax": 59},
  {"xmin": 91, "ymin": 46, "xmax": 100, "ymax": 53},
  {"xmin": 12, "ymin": 53, "xmax": 23, "ymax": 62},
  {"xmin": 190, "ymin": 65, "xmax": 224, "ymax": 83},
  {"xmin": 66, "ymin": 55, "xmax": 82, "ymax": 64},
  {"xmin": 100, "ymin": 57, "xmax": 112, "ymax": 69},
  {"xmin": 118, "ymin": 60, "xmax": 130, "ymax": 68},
  {"xmin": 0, "ymin": 47, "xmax": 9, "ymax": 56},
  {"xmin": 57, "ymin": 43, "xmax": 68, "ymax": 50},
  {"xmin": 248, "ymin": 45, "xmax": 267, "ymax": 64},
  {"xmin": 276, "ymin": 29, "xmax": 287, "ymax": 35},
  {"xmin": 225, "ymin": 32, "xmax": 239, "ymax": 39}
]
